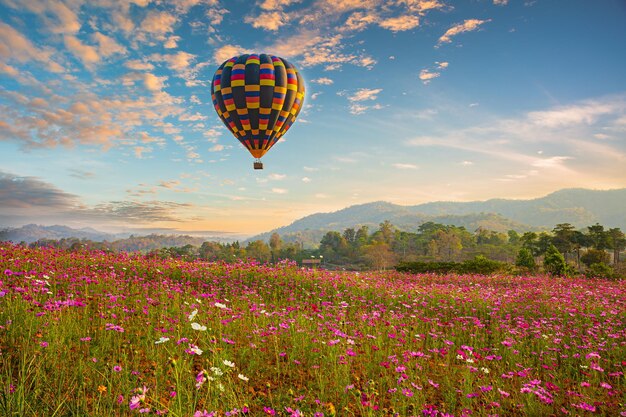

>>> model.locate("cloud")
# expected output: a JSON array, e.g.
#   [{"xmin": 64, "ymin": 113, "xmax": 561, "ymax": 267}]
[
  {"xmin": 143, "ymin": 73, "xmax": 168, "ymax": 91},
  {"xmin": 268, "ymin": 173, "xmax": 286, "ymax": 180},
  {"xmin": 419, "ymin": 69, "xmax": 440, "ymax": 83},
  {"xmin": 140, "ymin": 11, "xmax": 177, "ymax": 40},
  {"xmin": 208, "ymin": 144, "xmax": 225, "ymax": 152},
  {"xmin": 179, "ymin": 112, "xmax": 207, "ymax": 121},
  {"xmin": 3, "ymin": 0, "xmax": 81, "ymax": 35},
  {"xmin": 245, "ymin": 11, "xmax": 290, "ymax": 31},
  {"xmin": 493, "ymin": 0, "xmax": 508, "ymax": 5},
  {"xmin": 311, "ymin": 77, "xmax": 334, "ymax": 85},
  {"xmin": 438, "ymin": 19, "xmax": 491, "ymax": 45},
  {"xmin": 405, "ymin": 94, "xmax": 626, "ymax": 183},
  {"xmin": 271, "ymin": 188, "xmax": 288, "ymax": 194},
  {"xmin": 213, "ymin": 44, "xmax": 252, "ymax": 64},
  {"xmin": 125, "ymin": 60, "xmax": 155, "ymax": 71},
  {"xmin": 92, "ymin": 32, "xmax": 127, "ymax": 57},
  {"xmin": 344, "ymin": 11, "xmax": 379, "ymax": 31},
  {"xmin": 531, "ymin": 156, "xmax": 572, "ymax": 168},
  {"xmin": 260, "ymin": 0, "xmax": 301, "ymax": 10},
  {"xmin": 164, "ymin": 35, "xmax": 181, "ymax": 48},
  {"xmin": 0, "ymin": 22, "xmax": 64, "ymax": 72},
  {"xmin": 0, "ymin": 171, "xmax": 81, "ymax": 211},
  {"xmin": 349, "ymin": 103, "xmax": 384, "ymax": 115},
  {"xmin": 64, "ymin": 35, "xmax": 100, "ymax": 68},
  {"xmin": 301, "ymin": 177, "xmax": 311, "ymax": 182},
  {"xmin": 392, "ymin": 163, "xmax": 419, "ymax": 169},
  {"xmin": 347, "ymin": 88, "xmax": 382, "ymax": 102},
  {"xmin": 527, "ymin": 101, "xmax": 621, "ymax": 128},
  {"xmin": 379, "ymin": 15, "xmax": 420, "ymax": 31},
  {"xmin": 268, "ymin": 30, "xmax": 376, "ymax": 70},
  {"xmin": 92, "ymin": 200, "xmax": 193, "ymax": 223}
]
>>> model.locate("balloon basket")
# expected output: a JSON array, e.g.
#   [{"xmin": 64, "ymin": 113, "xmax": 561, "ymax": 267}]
[{"xmin": 253, "ymin": 161, "xmax": 264, "ymax": 170}]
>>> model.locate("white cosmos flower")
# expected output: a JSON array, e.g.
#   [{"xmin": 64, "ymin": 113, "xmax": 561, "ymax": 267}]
[
  {"xmin": 190, "ymin": 346, "xmax": 203, "ymax": 355},
  {"xmin": 223, "ymin": 360, "xmax": 235, "ymax": 368},
  {"xmin": 188, "ymin": 309, "xmax": 198, "ymax": 321},
  {"xmin": 214, "ymin": 302, "xmax": 227, "ymax": 309},
  {"xmin": 238, "ymin": 374, "xmax": 249, "ymax": 381},
  {"xmin": 155, "ymin": 337, "xmax": 170, "ymax": 344},
  {"xmin": 191, "ymin": 322, "xmax": 207, "ymax": 331}
]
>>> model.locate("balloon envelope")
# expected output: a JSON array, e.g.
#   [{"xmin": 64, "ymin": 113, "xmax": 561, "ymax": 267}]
[{"xmin": 211, "ymin": 54, "xmax": 305, "ymax": 160}]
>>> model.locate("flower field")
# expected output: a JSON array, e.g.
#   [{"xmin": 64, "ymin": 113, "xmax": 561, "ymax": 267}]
[{"xmin": 1, "ymin": 243, "xmax": 625, "ymax": 416}]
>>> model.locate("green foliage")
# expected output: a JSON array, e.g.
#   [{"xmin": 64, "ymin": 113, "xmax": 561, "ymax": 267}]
[
  {"xmin": 396, "ymin": 255, "xmax": 505, "ymax": 275},
  {"xmin": 395, "ymin": 261, "xmax": 458, "ymax": 274},
  {"xmin": 457, "ymin": 255, "xmax": 505, "ymax": 275},
  {"xmin": 515, "ymin": 247, "xmax": 536, "ymax": 271},
  {"xmin": 580, "ymin": 249, "xmax": 610, "ymax": 267},
  {"xmin": 585, "ymin": 263, "xmax": 615, "ymax": 279},
  {"xmin": 543, "ymin": 244, "xmax": 568, "ymax": 276}
]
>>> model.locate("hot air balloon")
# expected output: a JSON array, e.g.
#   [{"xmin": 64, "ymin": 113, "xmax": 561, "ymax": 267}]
[{"xmin": 211, "ymin": 54, "xmax": 305, "ymax": 169}]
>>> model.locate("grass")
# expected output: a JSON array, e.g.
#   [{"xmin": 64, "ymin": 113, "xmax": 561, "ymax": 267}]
[{"xmin": 1, "ymin": 243, "xmax": 625, "ymax": 416}]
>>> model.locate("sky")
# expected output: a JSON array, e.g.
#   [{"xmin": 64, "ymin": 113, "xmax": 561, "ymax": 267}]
[{"xmin": 1, "ymin": 0, "xmax": 625, "ymax": 237}]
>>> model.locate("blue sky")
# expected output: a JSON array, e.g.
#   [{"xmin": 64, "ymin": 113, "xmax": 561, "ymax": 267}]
[{"xmin": 1, "ymin": 0, "xmax": 625, "ymax": 236}]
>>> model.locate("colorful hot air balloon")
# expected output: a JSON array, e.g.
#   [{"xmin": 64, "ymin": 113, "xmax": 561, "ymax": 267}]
[{"xmin": 211, "ymin": 54, "xmax": 305, "ymax": 169}]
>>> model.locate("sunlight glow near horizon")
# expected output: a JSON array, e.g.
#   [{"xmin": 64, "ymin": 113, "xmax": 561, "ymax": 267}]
[{"xmin": 1, "ymin": 0, "xmax": 625, "ymax": 235}]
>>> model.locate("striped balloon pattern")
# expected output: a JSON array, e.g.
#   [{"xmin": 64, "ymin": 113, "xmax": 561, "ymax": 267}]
[{"xmin": 211, "ymin": 54, "xmax": 306, "ymax": 160}]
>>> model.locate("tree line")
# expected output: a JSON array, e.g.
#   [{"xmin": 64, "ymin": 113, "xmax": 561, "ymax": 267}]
[{"xmin": 19, "ymin": 221, "xmax": 626, "ymax": 278}]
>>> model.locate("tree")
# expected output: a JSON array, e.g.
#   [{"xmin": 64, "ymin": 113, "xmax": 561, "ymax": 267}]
[
  {"xmin": 320, "ymin": 231, "xmax": 348, "ymax": 262},
  {"xmin": 607, "ymin": 228, "xmax": 626, "ymax": 264},
  {"xmin": 581, "ymin": 249, "xmax": 610, "ymax": 268},
  {"xmin": 199, "ymin": 241, "xmax": 222, "ymax": 261},
  {"xmin": 246, "ymin": 240, "xmax": 271, "ymax": 263},
  {"xmin": 543, "ymin": 244, "xmax": 567, "ymax": 276},
  {"xmin": 552, "ymin": 223, "xmax": 576, "ymax": 257},
  {"xmin": 515, "ymin": 247, "xmax": 536, "ymax": 272},
  {"xmin": 587, "ymin": 223, "xmax": 609, "ymax": 250},
  {"xmin": 507, "ymin": 230, "xmax": 521, "ymax": 245},
  {"xmin": 363, "ymin": 242, "xmax": 396, "ymax": 270},
  {"xmin": 269, "ymin": 232, "xmax": 282, "ymax": 263},
  {"xmin": 430, "ymin": 229, "xmax": 462, "ymax": 261},
  {"xmin": 354, "ymin": 226, "xmax": 369, "ymax": 248}
]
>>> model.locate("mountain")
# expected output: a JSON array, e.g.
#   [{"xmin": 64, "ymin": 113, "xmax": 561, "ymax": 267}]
[
  {"xmin": 0, "ymin": 224, "xmax": 116, "ymax": 244},
  {"xmin": 248, "ymin": 188, "xmax": 626, "ymax": 246}
]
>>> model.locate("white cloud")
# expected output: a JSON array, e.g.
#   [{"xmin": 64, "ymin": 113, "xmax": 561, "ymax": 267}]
[
  {"xmin": 92, "ymin": 32, "xmax": 127, "ymax": 57},
  {"xmin": 347, "ymin": 88, "xmax": 382, "ymax": 102},
  {"xmin": 527, "ymin": 102, "xmax": 620, "ymax": 128},
  {"xmin": 213, "ymin": 44, "xmax": 251, "ymax": 64},
  {"xmin": 125, "ymin": 60, "xmax": 155, "ymax": 71},
  {"xmin": 271, "ymin": 188, "xmax": 288, "ymax": 194},
  {"xmin": 164, "ymin": 35, "xmax": 181, "ymax": 49},
  {"xmin": 312, "ymin": 77, "xmax": 334, "ymax": 85},
  {"xmin": 64, "ymin": 35, "xmax": 100, "ymax": 68},
  {"xmin": 179, "ymin": 112, "xmax": 207, "ymax": 121},
  {"xmin": 140, "ymin": 11, "xmax": 177, "ymax": 40},
  {"xmin": 379, "ymin": 15, "xmax": 420, "ymax": 31},
  {"xmin": 419, "ymin": 69, "xmax": 440, "ymax": 83},
  {"xmin": 493, "ymin": 0, "xmax": 508, "ymax": 5},
  {"xmin": 438, "ymin": 19, "xmax": 490, "ymax": 45},
  {"xmin": 0, "ymin": 22, "xmax": 64, "ymax": 72},
  {"xmin": 344, "ymin": 11, "xmax": 379, "ymax": 31},
  {"xmin": 245, "ymin": 11, "xmax": 289, "ymax": 31},
  {"xmin": 302, "ymin": 177, "xmax": 311, "ymax": 182},
  {"xmin": 393, "ymin": 163, "xmax": 419, "ymax": 169},
  {"xmin": 143, "ymin": 73, "xmax": 168, "ymax": 91},
  {"xmin": 531, "ymin": 156, "xmax": 572, "ymax": 168},
  {"xmin": 209, "ymin": 144, "xmax": 225, "ymax": 152}
]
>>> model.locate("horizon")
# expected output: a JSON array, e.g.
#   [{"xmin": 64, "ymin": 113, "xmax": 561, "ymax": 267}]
[
  {"xmin": 1, "ymin": 0, "xmax": 625, "ymax": 235},
  {"xmin": 3, "ymin": 186, "xmax": 625, "ymax": 239}
]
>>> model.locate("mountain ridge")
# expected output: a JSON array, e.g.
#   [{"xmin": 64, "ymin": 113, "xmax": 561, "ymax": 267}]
[{"xmin": 247, "ymin": 188, "xmax": 626, "ymax": 246}]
